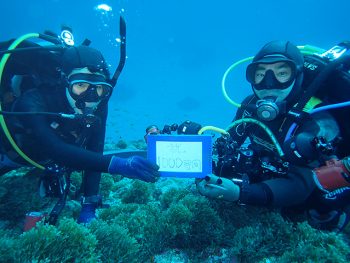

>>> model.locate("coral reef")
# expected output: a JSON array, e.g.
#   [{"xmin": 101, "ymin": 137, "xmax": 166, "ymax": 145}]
[
  {"xmin": 0, "ymin": 168, "xmax": 51, "ymax": 226},
  {"xmin": 1, "ymin": 167, "xmax": 350, "ymax": 262},
  {"xmin": 120, "ymin": 180, "xmax": 155, "ymax": 204},
  {"xmin": 131, "ymin": 139, "xmax": 147, "ymax": 150},
  {"xmin": 99, "ymin": 173, "xmax": 116, "ymax": 199},
  {"xmin": 264, "ymin": 222, "xmax": 350, "ymax": 262},
  {"xmin": 116, "ymin": 139, "xmax": 128, "ymax": 149},
  {"xmin": 15, "ymin": 219, "xmax": 99, "ymax": 262},
  {"xmin": 89, "ymin": 219, "xmax": 140, "ymax": 262},
  {"xmin": 0, "ymin": 229, "xmax": 16, "ymax": 262}
]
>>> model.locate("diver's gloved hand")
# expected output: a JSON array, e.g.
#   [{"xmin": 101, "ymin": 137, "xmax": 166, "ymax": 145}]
[
  {"xmin": 196, "ymin": 174, "xmax": 240, "ymax": 202},
  {"xmin": 108, "ymin": 156, "xmax": 159, "ymax": 182}
]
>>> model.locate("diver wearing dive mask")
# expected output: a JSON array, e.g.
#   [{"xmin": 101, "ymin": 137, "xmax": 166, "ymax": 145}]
[
  {"xmin": 245, "ymin": 42, "xmax": 304, "ymax": 121},
  {"xmin": 66, "ymin": 67, "xmax": 113, "ymax": 114},
  {"xmin": 246, "ymin": 60, "xmax": 296, "ymax": 121},
  {"xmin": 0, "ymin": 34, "xmax": 159, "ymax": 225},
  {"xmin": 61, "ymin": 45, "xmax": 114, "ymax": 115}
]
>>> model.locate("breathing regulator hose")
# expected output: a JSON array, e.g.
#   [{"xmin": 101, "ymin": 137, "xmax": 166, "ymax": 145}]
[
  {"xmin": 197, "ymin": 119, "xmax": 284, "ymax": 158},
  {"xmin": 198, "ymin": 126, "xmax": 228, "ymax": 136}
]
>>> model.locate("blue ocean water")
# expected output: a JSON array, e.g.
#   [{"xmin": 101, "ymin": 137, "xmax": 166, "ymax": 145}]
[{"xmin": 1, "ymin": 0, "xmax": 350, "ymax": 142}]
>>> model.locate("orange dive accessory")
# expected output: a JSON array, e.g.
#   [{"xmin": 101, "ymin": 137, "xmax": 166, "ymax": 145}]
[{"xmin": 313, "ymin": 157, "xmax": 350, "ymax": 191}]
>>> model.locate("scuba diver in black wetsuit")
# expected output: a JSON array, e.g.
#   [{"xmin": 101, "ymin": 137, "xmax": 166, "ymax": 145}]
[
  {"xmin": 194, "ymin": 40, "xmax": 350, "ymax": 232},
  {"xmin": 0, "ymin": 23, "xmax": 159, "ymax": 224}
]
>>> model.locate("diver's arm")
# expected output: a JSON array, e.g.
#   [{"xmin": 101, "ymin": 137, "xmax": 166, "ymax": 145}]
[
  {"xmin": 14, "ymin": 90, "xmax": 112, "ymax": 172},
  {"xmin": 30, "ymin": 117, "xmax": 111, "ymax": 172},
  {"xmin": 14, "ymin": 92, "xmax": 159, "ymax": 182}
]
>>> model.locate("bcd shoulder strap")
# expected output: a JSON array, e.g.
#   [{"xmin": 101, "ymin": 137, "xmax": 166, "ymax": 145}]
[{"xmin": 281, "ymin": 54, "xmax": 350, "ymax": 137}]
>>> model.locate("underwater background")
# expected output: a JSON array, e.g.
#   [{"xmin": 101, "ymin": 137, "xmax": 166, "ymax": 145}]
[
  {"xmin": 2, "ymin": 0, "xmax": 350, "ymax": 141},
  {"xmin": 1, "ymin": 0, "xmax": 350, "ymax": 262}
]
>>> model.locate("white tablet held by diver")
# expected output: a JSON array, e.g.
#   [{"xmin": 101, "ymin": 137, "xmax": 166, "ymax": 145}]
[{"xmin": 147, "ymin": 135, "xmax": 212, "ymax": 178}]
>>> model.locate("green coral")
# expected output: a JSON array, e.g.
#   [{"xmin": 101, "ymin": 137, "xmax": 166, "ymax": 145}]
[
  {"xmin": 99, "ymin": 173, "xmax": 115, "ymax": 199},
  {"xmin": 1, "ymin": 169, "xmax": 350, "ymax": 262},
  {"xmin": 116, "ymin": 139, "xmax": 128, "ymax": 149},
  {"xmin": 98, "ymin": 203, "xmax": 140, "ymax": 222},
  {"xmin": 179, "ymin": 195, "xmax": 225, "ymax": 250},
  {"xmin": 68, "ymin": 171, "xmax": 82, "ymax": 198},
  {"xmin": 89, "ymin": 219, "xmax": 140, "ymax": 262},
  {"xmin": 265, "ymin": 222, "xmax": 350, "ymax": 263},
  {"xmin": 16, "ymin": 219, "xmax": 99, "ymax": 262},
  {"xmin": 99, "ymin": 202, "xmax": 166, "ymax": 260},
  {"xmin": 116, "ymin": 204, "xmax": 166, "ymax": 259},
  {"xmin": 69, "ymin": 171, "xmax": 116, "ymax": 200},
  {"xmin": 160, "ymin": 187, "xmax": 191, "ymax": 209},
  {"xmin": 99, "ymin": 203, "xmax": 166, "ymax": 261},
  {"xmin": 120, "ymin": 180, "xmax": 155, "ymax": 204},
  {"xmin": 0, "ymin": 229, "xmax": 16, "ymax": 263},
  {"xmin": 0, "ymin": 169, "xmax": 50, "ymax": 224},
  {"xmin": 59, "ymin": 200, "xmax": 81, "ymax": 222},
  {"xmin": 131, "ymin": 139, "xmax": 147, "ymax": 150},
  {"xmin": 229, "ymin": 213, "xmax": 350, "ymax": 263},
  {"xmin": 163, "ymin": 203, "xmax": 193, "ymax": 247}
]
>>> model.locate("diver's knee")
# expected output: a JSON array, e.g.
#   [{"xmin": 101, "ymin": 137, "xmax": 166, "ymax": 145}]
[{"xmin": 240, "ymin": 182, "xmax": 274, "ymax": 206}]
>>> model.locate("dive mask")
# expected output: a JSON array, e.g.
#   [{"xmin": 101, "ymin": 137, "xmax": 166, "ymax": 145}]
[
  {"xmin": 246, "ymin": 60, "xmax": 297, "ymax": 90},
  {"xmin": 246, "ymin": 60, "xmax": 297, "ymax": 121},
  {"xmin": 68, "ymin": 73, "xmax": 113, "ymax": 102},
  {"xmin": 69, "ymin": 81, "xmax": 112, "ymax": 102}
]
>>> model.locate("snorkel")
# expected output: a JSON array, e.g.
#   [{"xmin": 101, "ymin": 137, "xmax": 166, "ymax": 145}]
[
  {"xmin": 110, "ymin": 16, "xmax": 126, "ymax": 88},
  {"xmin": 0, "ymin": 16, "xmax": 127, "ymax": 170}
]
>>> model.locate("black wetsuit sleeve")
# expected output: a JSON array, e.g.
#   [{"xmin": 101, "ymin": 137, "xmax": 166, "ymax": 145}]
[{"xmin": 15, "ymin": 90, "xmax": 112, "ymax": 172}]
